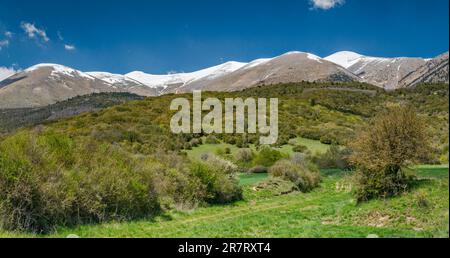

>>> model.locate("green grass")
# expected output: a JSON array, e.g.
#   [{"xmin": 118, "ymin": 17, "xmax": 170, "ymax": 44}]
[
  {"xmin": 414, "ymin": 164, "xmax": 449, "ymax": 179},
  {"xmin": 185, "ymin": 142, "xmax": 240, "ymax": 160},
  {"xmin": 238, "ymin": 173, "xmax": 269, "ymax": 186},
  {"xmin": 279, "ymin": 137, "xmax": 331, "ymax": 155},
  {"xmin": 1, "ymin": 166, "xmax": 447, "ymax": 238},
  {"xmin": 186, "ymin": 137, "xmax": 330, "ymax": 161}
]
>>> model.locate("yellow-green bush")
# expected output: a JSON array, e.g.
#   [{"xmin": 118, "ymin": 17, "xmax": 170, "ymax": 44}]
[
  {"xmin": 189, "ymin": 160, "xmax": 242, "ymax": 204},
  {"xmin": 0, "ymin": 131, "xmax": 241, "ymax": 233},
  {"xmin": 349, "ymin": 106, "xmax": 431, "ymax": 201},
  {"xmin": 253, "ymin": 146, "xmax": 285, "ymax": 167},
  {"xmin": 269, "ymin": 158, "xmax": 321, "ymax": 192}
]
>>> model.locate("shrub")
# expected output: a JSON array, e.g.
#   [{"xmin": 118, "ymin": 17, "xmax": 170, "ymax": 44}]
[
  {"xmin": 0, "ymin": 132, "xmax": 159, "ymax": 233},
  {"xmin": 205, "ymin": 135, "xmax": 219, "ymax": 144},
  {"xmin": 200, "ymin": 153, "xmax": 210, "ymax": 161},
  {"xmin": 189, "ymin": 138, "xmax": 202, "ymax": 147},
  {"xmin": 215, "ymin": 148, "xmax": 226, "ymax": 156},
  {"xmin": 253, "ymin": 146, "xmax": 284, "ymax": 167},
  {"xmin": 349, "ymin": 106, "xmax": 431, "ymax": 202},
  {"xmin": 235, "ymin": 148, "xmax": 254, "ymax": 163},
  {"xmin": 312, "ymin": 144, "xmax": 352, "ymax": 169},
  {"xmin": 292, "ymin": 144, "xmax": 308, "ymax": 153},
  {"xmin": 319, "ymin": 135, "xmax": 334, "ymax": 145},
  {"xmin": 189, "ymin": 161, "xmax": 242, "ymax": 204},
  {"xmin": 290, "ymin": 152, "xmax": 310, "ymax": 167},
  {"xmin": 0, "ymin": 131, "xmax": 242, "ymax": 233},
  {"xmin": 122, "ymin": 131, "xmax": 141, "ymax": 143},
  {"xmin": 268, "ymin": 158, "xmax": 321, "ymax": 192},
  {"xmin": 248, "ymin": 165, "xmax": 268, "ymax": 174},
  {"xmin": 203, "ymin": 154, "xmax": 238, "ymax": 174},
  {"xmin": 415, "ymin": 191, "xmax": 429, "ymax": 208},
  {"xmin": 254, "ymin": 178, "xmax": 298, "ymax": 196}
]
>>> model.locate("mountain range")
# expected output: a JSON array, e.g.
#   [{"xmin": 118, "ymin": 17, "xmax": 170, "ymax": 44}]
[{"xmin": 0, "ymin": 50, "xmax": 448, "ymax": 109}]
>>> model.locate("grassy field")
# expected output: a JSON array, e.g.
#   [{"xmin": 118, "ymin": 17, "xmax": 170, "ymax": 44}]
[
  {"xmin": 239, "ymin": 173, "xmax": 269, "ymax": 186},
  {"xmin": 185, "ymin": 142, "xmax": 240, "ymax": 160},
  {"xmin": 279, "ymin": 137, "xmax": 331, "ymax": 155},
  {"xmin": 186, "ymin": 137, "xmax": 331, "ymax": 161},
  {"xmin": 1, "ymin": 165, "xmax": 447, "ymax": 238}
]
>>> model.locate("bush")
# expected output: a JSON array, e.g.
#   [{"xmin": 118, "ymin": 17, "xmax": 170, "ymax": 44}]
[
  {"xmin": 0, "ymin": 132, "xmax": 159, "ymax": 232},
  {"xmin": 248, "ymin": 165, "xmax": 268, "ymax": 174},
  {"xmin": 0, "ymin": 131, "xmax": 242, "ymax": 233},
  {"xmin": 202, "ymin": 154, "xmax": 238, "ymax": 174},
  {"xmin": 254, "ymin": 178, "xmax": 298, "ymax": 196},
  {"xmin": 312, "ymin": 145, "xmax": 352, "ymax": 169},
  {"xmin": 353, "ymin": 167, "xmax": 415, "ymax": 202},
  {"xmin": 292, "ymin": 144, "xmax": 308, "ymax": 153},
  {"xmin": 205, "ymin": 135, "xmax": 219, "ymax": 144},
  {"xmin": 189, "ymin": 161, "xmax": 242, "ymax": 204},
  {"xmin": 200, "ymin": 153, "xmax": 210, "ymax": 161},
  {"xmin": 268, "ymin": 158, "xmax": 321, "ymax": 192},
  {"xmin": 319, "ymin": 136, "xmax": 334, "ymax": 145},
  {"xmin": 189, "ymin": 138, "xmax": 202, "ymax": 147},
  {"xmin": 253, "ymin": 146, "xmax": 284, "ymax": 167},
  {"xmin": 235, "ymin": 148, "xmax": 254, "ymax": 163},
  {"xmin": 349, "ymin": 106, "xmax": 431, "ymax": 202},
  {"xmin": 290, "ymin": 152, "xmax": 310, "ymax": 167}
]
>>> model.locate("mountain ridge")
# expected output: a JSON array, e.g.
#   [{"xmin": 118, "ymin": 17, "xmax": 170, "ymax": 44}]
[{"xmin": 0, "ymin": 50, "xmax": 448, "ymax": 109}]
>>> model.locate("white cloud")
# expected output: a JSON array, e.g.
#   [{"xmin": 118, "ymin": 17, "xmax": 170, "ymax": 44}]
[
  {"xmin": 0, "ymin": 67, "xmax": 17, "ymax": 81},
  {"xmin": 20, "ymin": 22, "xmax": 49, "ymax": 42},
  {"xmin": 0, "ymin": 39, "xmax": 9, "ymax": 50},
  {"xmin": 4, "ymin": 31, "xmax": 12, "ymax": 38},
  {"xmin": 64, "ymin": 44, "xmax": 76, "ymax": 51},
  {"xmin": 310, "ymin": 0, "xmax": 345, "ymax": 10}
]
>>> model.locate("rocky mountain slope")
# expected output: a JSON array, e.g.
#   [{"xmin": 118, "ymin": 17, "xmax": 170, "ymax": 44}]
[
  {"xmin": 86, "ymin": 71, "xmax": 158, "ymax": 96},
  {"xmin": 0, "ymin": 50, "xmax": 448, "ymax": 109},
  {"xmin": 125, "ymin": 61, "xmax": 246, "ymax": 94},
  {"xmin": 398, "ymin": 52, "xmax": 449, "ymax": 88},
  {"xmin": 175, "ymin": 52, "xmax": 359, "ymax": 92},
  {"xmin": 0, "ymin": 64, "xmax": 153, "ymax": 108},
  {"xmin": 324, "ymin": 51, "xmax": 428, "ymax": 89}
]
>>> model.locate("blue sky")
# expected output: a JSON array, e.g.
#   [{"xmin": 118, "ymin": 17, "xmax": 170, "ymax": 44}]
[{"xmin": 0, "ymin": 0, "xmax": 448, "ymax": 74}]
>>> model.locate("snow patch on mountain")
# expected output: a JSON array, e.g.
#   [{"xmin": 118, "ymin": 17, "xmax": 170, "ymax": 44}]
[
  {"xmin": 307, "ymin": 53, "xmax": 323, "ymax": 63},
  {"xmin": 0, "ymin": 67, "xmax": 17, "ymax": 82},
  {"xmin": 86, "ymin": 72, "xmax": 140, "ymax": 85},
  {"xmin": 126, "ymin": 61, "xmax": 246, "ymax": 89},
  {"xmin": 26, "ymin": 64, "xmax": 95, "ymax": 80},
  {"xmin": 324, "ymin": 51, "xmax": 364, "ymax": 68},
  {"xmin": 243, "ymin": 58, "xmax": 272, "ymax": 69}
]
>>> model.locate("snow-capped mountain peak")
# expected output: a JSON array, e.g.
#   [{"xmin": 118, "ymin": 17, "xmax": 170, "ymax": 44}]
[
  {"xmin": 125, "ymin": 61, "xmax": 247, "ymax": 89},
  {"xmin": 324, "ymin": 51, "xmax": 364, "ymax": 68},
  {"xmin": 26, "ymin": 63, "xmax": 95, "ymax": 80},
  {"xmin": 325, "ymin": 51, "xmax": 430, "ymax": 89},
  {"xmin": 86, "ymin": 71, "xmax": 141, "ymax": 86}
]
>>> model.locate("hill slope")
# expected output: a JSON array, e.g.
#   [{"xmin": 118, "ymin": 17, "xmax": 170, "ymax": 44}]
[
  {"xmin": 1, "ymin": 51, "xmax": 448, "ymax": 108},
  {"xmin": 180, "ymin": 52, "xmax": 359, "ymax": 92},
  {"xmin": 399, "ymin": 52, "xmax": 449, "ymax": 88},
  {"xmin": 325, "ymin": 51, "xmax": 427, "ymax": 89},
  {"xmin": 0, "ymin": 64, "xmax": 151, "ymax": 109},
  {"xmin": 0, "ymin": 92, "xmax": 144, "ymax": 133}
]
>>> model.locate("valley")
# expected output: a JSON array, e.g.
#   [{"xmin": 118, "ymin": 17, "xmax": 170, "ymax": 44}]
[{"xmin": 0, "ymin": 81, "xmax": 448, "ymax": 237}]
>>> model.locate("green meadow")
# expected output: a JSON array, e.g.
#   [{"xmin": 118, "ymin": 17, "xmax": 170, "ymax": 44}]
[{"xmin": 1, "ymin": 165, "xmax": 447, "ymax": 238}]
